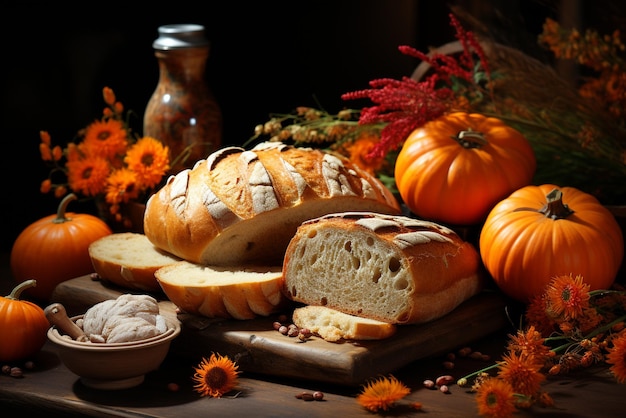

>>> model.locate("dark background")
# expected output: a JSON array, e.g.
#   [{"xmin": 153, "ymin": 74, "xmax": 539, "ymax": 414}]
[{"xmin": 1, "ymin": 0, "xmax": 623, "ymax": 253}]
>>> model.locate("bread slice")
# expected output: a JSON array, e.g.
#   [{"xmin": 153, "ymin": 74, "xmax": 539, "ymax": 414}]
[
  {"xmin": 143, "ymin": 142, "xmax": 401, "ymax": 266},
  {"xmin": 155, "ymin": 261, "xmax": 290, "ymax": 320},
  {"xmin": 292, "ymin": 305, "xmax": 397, "ymax": 342},
  {"xmin": 88, "ymin": 232, "xmax": 181, "ymax": 292},
  {"xmin": 282, "ymin": 212, "xmax": 484, "ymax": 325}
]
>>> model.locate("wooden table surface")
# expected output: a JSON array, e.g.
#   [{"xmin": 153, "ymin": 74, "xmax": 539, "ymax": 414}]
[{"xmin": 2, "ymin": 252, "xmax": 626, "ymax": 417}]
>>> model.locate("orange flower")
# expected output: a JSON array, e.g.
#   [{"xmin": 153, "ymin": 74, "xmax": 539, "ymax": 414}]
[
  {"xmin": 82, "ymin": 118, "xmax": 128, "ymax": 163},
  {"xmin": 545, "ymin": 274, "xmax": 590, "ymax": 320},
  {"xmin": 606, "ymin": 330, "xmax": 626, "ymax": 383},
  {"xmin": 66, "ymin": 156, "xmax": 111, "ymax": 197},
  {"xmin": 192, "ymin": 353, "xmax": 240, "ymax": 398},
  {"xmin": 525, "ymin": 295, "xmax": 557, "ymax": 336},
  {"xmin": 124, "ymin": 136, "xmax": 170, "ymax": 189},
  {"xmin": 506, "ymin": 326, "xmax": 554, "ymax": 366},
  {"xmin": 356, "ymin": 375, "xmax": 410, "ymax": 412},
  {"xmin": 497, "ymin": 351, "xmax": 545, "ymax": 397},
  {"xmin": 105, "ymin": 168, "xmax": 140, "ymax": 206},
  {"xmin": 340, "ymin": 132, "xmax": 386, "ymax": 175},
  {"xmin": 39, "ymin": 86, "xmax": 171, "ymax": 226},
  {"xmin": 475, "ymin": 377, "xmax": 517, "ymax": 418}
]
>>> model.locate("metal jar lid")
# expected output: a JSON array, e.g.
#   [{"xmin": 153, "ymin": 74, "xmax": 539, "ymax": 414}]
[{"xmin": 152, "ymin": 24, "xmax": 209, "ymax": 50}]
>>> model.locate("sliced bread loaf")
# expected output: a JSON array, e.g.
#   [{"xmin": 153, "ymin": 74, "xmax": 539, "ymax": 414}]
[
  {"xmin": 143, "ymin": 142, "xmax": 400, "ymax": 266},
  {"xmin": 292, "ymin": 305, "xmax": 397, "ymax": 342},
  {"xmin": 282, "ymin": 212, "xmax": 484, "ymax": 325},
  {"xmin": 155, "ymin": 261, "xmax": 290, "ymax": 320},
  {"xmin": 88, "ymin": 232, "xmax": 181, "ymax": 292}
]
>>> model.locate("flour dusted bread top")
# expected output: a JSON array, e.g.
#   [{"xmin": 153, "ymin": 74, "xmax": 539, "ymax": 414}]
[
  {"xmin": 143, "ymin": 142, "xmax": 400, "ymax": 266},
  {"xmin": 282, "ymin": 212, "xmax": 484, "ymax": 325}
]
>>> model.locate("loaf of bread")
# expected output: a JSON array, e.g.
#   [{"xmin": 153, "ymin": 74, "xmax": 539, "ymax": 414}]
[
  {"xmin": 88, "ymin": 233, "xmax": 181, "ymax": 292},
  {"xmin": 281, "ymin": 212, "xmax": 484, "ymax": 325},
  {"xmin": 292, "ymin": 305, "xmax": 397, "ymax": 342},
  {"xmin": 155, "ymin": 261, "xmax": 290, "ymax": 320},
  {"xmin": 143, "ymin": 142, "xmax": 401, "ymax": 266}
]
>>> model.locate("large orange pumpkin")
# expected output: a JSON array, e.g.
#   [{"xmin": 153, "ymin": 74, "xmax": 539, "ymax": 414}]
[
  {"xmin": 479, "ymin": 184, "xmax": 624, "ymax": 303},
  {"xmin": 10, "ymin": 194, "xmax": 112, "ymax": 302},
  {"xmin": 394, "ymin": 112, "xmax": 536, "ymax": 225}
]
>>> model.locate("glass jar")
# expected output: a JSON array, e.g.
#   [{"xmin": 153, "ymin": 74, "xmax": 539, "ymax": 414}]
[{"xmin": 144, "ymin": 24, "xmax": 222, "ymax": 175}]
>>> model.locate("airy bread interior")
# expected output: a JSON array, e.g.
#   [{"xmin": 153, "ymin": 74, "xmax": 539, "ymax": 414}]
[
  {"xmin": 282, "ymin": 212, "xmax": 483, "ymax": 324},
  {"xmin": 155, "ymin": 261, "xmax": 288, "ymax": 320},
  {"xmin": 88, "ymin": 233, "xmax": 181, "ymax": 292},
  {"xmin": 285, "ymin": 227, "xmax": 413, "ymax": 322},
  {"xmin": 292, "ymin": 305, "xmax": 397, "ymax": 342}
]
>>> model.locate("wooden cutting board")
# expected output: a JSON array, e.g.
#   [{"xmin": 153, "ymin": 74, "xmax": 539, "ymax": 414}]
[{"xmin": 51, "ymin": 276, "xmax": 509, "ymax": 386}]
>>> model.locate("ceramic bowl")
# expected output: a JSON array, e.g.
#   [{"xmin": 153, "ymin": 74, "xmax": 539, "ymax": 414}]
[{"xmin": 47, "ymin": 315, "xmax": 181, "ymax": 390}]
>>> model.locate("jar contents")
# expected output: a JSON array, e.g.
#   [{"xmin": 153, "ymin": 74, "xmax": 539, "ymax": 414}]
[{"xmin": 144, "ymin": 24, "xmax": 222, "ymax": 175}]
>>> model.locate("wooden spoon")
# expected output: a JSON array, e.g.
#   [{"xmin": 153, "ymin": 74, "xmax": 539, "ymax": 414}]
[{"xmin": 44, "ymin": 303, "xmax": 88, "ymax": 342}]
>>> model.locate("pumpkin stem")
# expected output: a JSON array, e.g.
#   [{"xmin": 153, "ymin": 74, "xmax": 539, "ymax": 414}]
[
  {"xmin": 454, "ymin": 129, "xmax": 488, "ymax": 149},
  {"xmin": 7, "ymin": 279, "xmax": 37, "ymax": 300},
  {"xmin": 54, "ymin": 193, "xmax": 77, "ymax": 224},
  {"xmin": 539, "ymin": 188, "xmax": 575, "ymax": 220}
]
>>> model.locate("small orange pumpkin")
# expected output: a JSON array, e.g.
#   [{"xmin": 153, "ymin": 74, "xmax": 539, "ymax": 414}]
[
  {"xmin": 10, "ymin": 194, "xmax": 113, "ymax": 302},
  {"xmin": 394, "ymin": 112, "xmax": 536, "ymax": 225},
  {"xmin": 479, "ymin": 184, "xmax": 624, "ymax": 303},
  {"xmin": 0, "ymin": 280, "xmax": 50, "ymax": 362}
]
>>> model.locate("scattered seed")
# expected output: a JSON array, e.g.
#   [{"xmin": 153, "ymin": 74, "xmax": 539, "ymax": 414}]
[
  {"xmin": 439, "ymin": 384, "xmax": 450, "ymax": 394},
  {"xmin": 442, "ymin": 361, "xmax": 455, "ymax": 370},
  {"xmin": 457, "ymin": 346, "xmax": 472, "ymax": 357},
  {"xmin": 167, "ymin": 382, "xmax": 180, "ymax": 392},
  {"xmin": 436, "ymin": 375, "xmax": 455, "ymax": 386},
  {"xmin": 423, "ymin": 379, "xmax": 435, "ymax": 389},
  {"xmin": 313, "ymin": 391, "xmax": 324, "ymax": 401},
  {"xmin": 301, "ymin": 393, "xmax": 315, "ymax": 401}
]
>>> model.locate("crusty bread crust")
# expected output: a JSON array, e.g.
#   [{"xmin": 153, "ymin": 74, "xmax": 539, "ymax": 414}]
[
  {"xmin": 143, "ymin": 142, "xmax": 401, "ymax": 266},
  {"xmin": 282, "ymin": 212, "xmax": 484, "ymax": 325},
  {"xmin": 155, "ymin": 261, "xmax": 290, "ymax": 320},
  {"xmin": 292, "ymin": 305, "xmax": 397, "ymax": 342},
  {"xmin": 88, "ymin": 233, "xmax": 181, "ymax": 292}
]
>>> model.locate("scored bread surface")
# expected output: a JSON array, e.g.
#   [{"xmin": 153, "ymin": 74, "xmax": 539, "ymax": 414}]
[
  {"xmin": 143, "ymin": 142, "xmax": 400, "ymax": 266},
  {"xmin": 155, "ymin": 261, "xmax": 289, "ymax": 320},
  {"xmin": 282, "ymin": 212, "xmax": 484, "ymax": 325}
]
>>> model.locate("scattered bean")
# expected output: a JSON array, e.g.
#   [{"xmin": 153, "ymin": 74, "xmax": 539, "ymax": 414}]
[
  {"xmin": 278, "ymin": 325, "xmax": 289, "ymax": 335},
  {"xmin": 10, "ymin": 367, "xmax": 23, "ymax": 378},
  {"xmin": 301, "ymin": 393, "xmax": 315, "ymax": 401},
  {"xmin": 423, "ymin": 379, "xmax": 435, "ymax": 389},
  {"xmin": 457, "ymin": 346, "xmax": 472, "ymax": 357},
  {"xmin": 295, "ymin": 391, "xmax": 325, "ymax": 401},
  {"xmin": 442, "ymin": 361, "xmax": 455, "ymax": 370},
  {"xmin": 436, "ymin": 375, "xmax": 455, "ymax": 386},
  {"xmin": 167, "ymin": 382, "xmax": 180, "ymax": 392},
  {"xmin": 272, "ymin": 321, "xmax": 282, "ymax": 330},
  {"xmin": 439, "ymin": 384, "xmax": 450, "ymax": 394}
]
